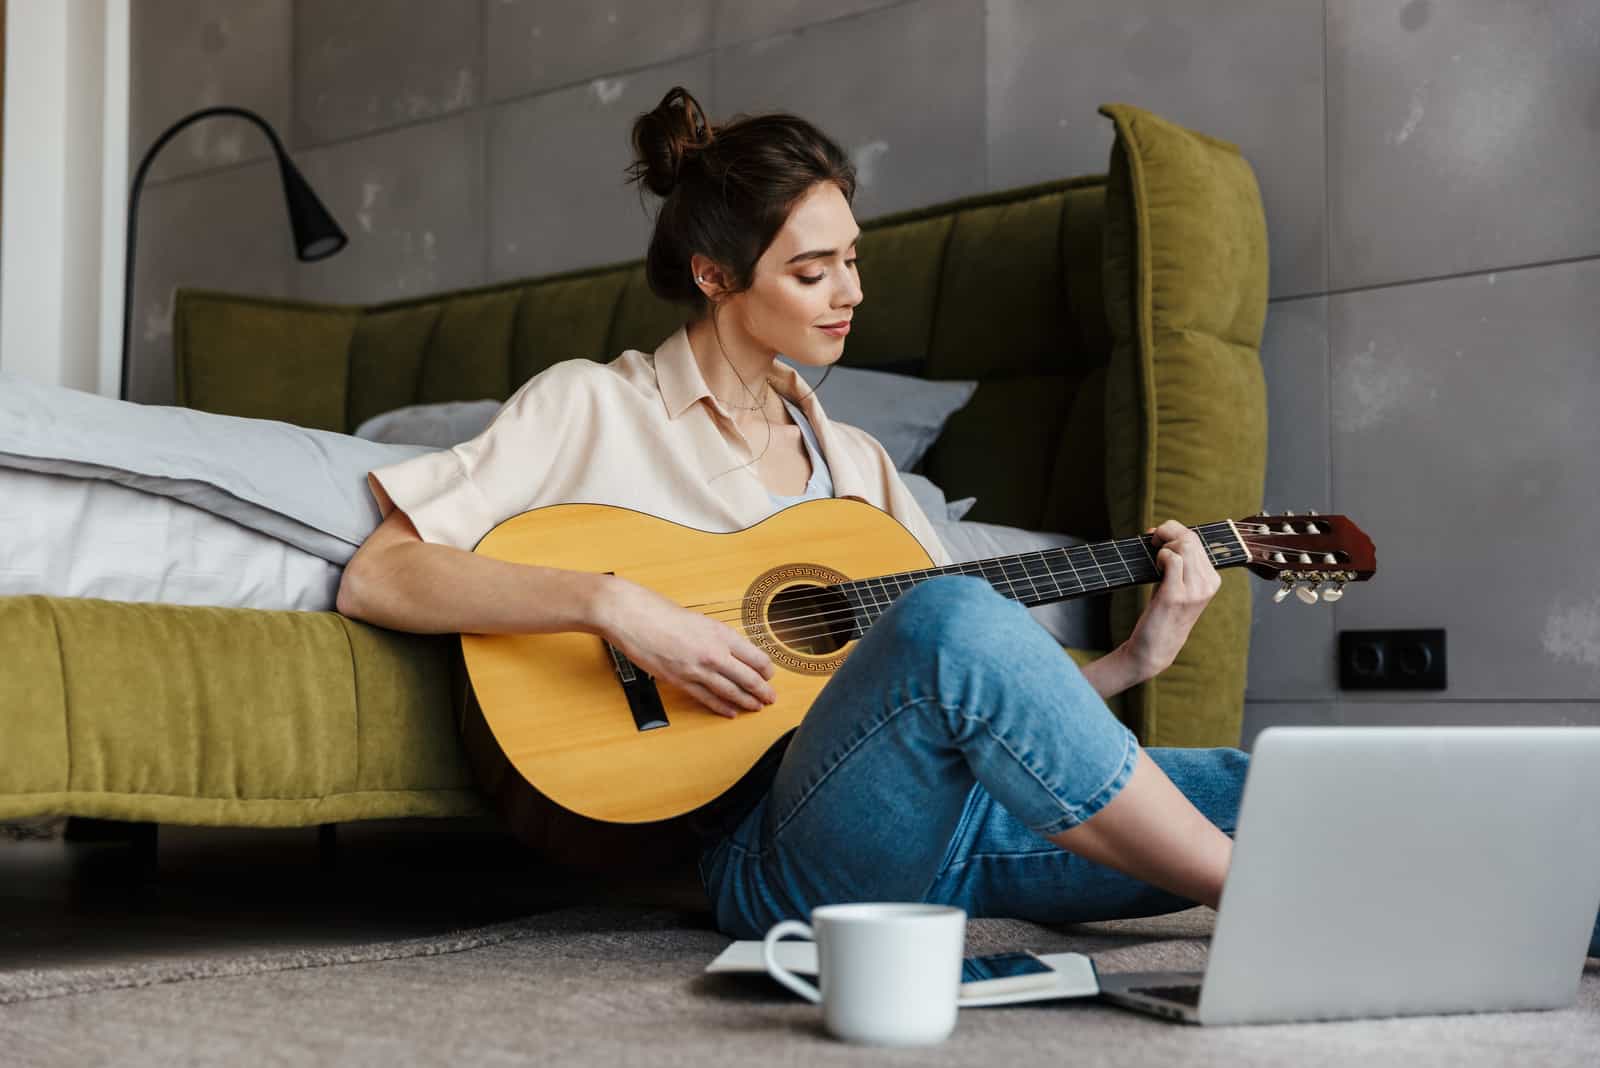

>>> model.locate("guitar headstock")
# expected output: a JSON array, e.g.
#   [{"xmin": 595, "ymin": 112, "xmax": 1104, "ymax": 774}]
[{"xmin": 1234, "ymin": 511, "xmax": 1376, "ymax": 604}]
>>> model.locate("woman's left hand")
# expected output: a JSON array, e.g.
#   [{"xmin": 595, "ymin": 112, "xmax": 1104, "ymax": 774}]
[{"xmin": 1121, "ymin": 519, "xmax": 1223, "ymax": 677}]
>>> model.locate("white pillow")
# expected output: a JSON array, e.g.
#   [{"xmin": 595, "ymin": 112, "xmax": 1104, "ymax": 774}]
[
  {"xmin": 927, "ymin": 517, "xmax": 1110, "ymax": 651},
  {"xmin": 897, "ymin": 470, "xmax": 976, "ymax": 521},
  {"xmin": 782, "ymin": 360, "xmax": 977, "ymax": 470},
  {"xmin": 354, "ymin": 399, "xmax": 502, "ymax": 448},
  {"xmin": 0, "ymin": 372, "xmax": 428, "ymax": 566},
  {"xmin": 0, "ymin": 466, "xmax": 343, "ymax": 610}
]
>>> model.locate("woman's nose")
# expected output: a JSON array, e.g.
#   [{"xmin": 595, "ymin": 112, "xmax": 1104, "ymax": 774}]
[{"xmin": 836, "ymin": 273, "xmax": 862, "ymax": 307}]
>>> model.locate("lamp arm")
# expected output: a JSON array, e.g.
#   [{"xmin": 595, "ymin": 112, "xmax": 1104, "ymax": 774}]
[{"xmin": 120, "ymin": 106, "xmax": 290, "ymax": 402}]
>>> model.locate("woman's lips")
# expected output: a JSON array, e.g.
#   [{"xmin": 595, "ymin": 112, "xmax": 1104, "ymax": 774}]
[{"xmin": 818, "ymin": 322, "xmax": 851, "ymax": 337}]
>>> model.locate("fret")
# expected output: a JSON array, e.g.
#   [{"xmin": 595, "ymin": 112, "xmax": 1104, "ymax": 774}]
[
  {"xmin": 1007, "ymin": 556, "xmax": 1035, "ymax": 600},
  {"xmin": 1018, "ymin": 550, "xmax": 1060, "ymax": 605},
  {"xmin": 1135, "ymin": 532, "xmax": 1159, "ymax": 573},
  {"xmin": 850, "ymin": 579, "xmax": 882, "ymax": 628},
  {"xmin": 1099, "ymin": 540, "xmax": 1134, "ymax": 584},
  {"xmin": 839, "ymin": 582, "xmax": 876, "ymax": 640},
  {"xmin": 997, "ymin": 551, "xmax": 1040, "ymax": 604},
  {"xmin": 970, "ymin": 558, "xmax": 999, "ymax": 596},
  {"xmin": 1044, "ymin": 550, "xmax": 1084, "ymax": 599},
  {"xmin": 1109, "ymin": 538, "xmax": 1137, "ymax": 585},
  {"xmin": 1056, "ymin": 544, "xmax": 1087, "ymax": 597},
  {"xmin": 1031, "ymin": 550, "xmax": 1063, "ymax": 602},
  {"xmin": 1076, "ymin": 541, "xmax": 1111, "ymax": 590},
  {"xmin": 1104, "ymin": 540, "xmax": 1135, "ymax": 582},
  {"xmin": 857, "ymin": 572, "xmax": 883, "ymax": 613}
]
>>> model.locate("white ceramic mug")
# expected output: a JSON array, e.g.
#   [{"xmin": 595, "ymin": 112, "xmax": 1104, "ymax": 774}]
[{"xmin": 762, "ymin": 902, "xmax": 966, "ymax": 1046}]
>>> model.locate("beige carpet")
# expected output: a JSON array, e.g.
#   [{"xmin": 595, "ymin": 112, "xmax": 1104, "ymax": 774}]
[{"xmin": 2, "ymin": 902, "xmax": 1597, "ymax": 1066}]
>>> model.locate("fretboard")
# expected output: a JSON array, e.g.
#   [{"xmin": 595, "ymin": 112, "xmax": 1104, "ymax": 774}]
[{"xmin": 837, "ymin": 520, "xmax": 1247, "ymax": 637}]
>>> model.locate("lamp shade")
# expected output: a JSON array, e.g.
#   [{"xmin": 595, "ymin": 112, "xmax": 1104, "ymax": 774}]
[{"xmin": 276, "ymin": 153, "xmax": 347, "ymax": 261}]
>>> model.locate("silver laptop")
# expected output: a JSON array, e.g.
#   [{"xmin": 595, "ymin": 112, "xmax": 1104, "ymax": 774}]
[{"xmin": 1098, "ymin": 726, "xmax": 1600, "ymax": 1026}]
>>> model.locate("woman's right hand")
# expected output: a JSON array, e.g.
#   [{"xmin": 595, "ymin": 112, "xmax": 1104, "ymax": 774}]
[{"xmin": 596, "ymin": 577, "xmax": 778, "ymax": 719}]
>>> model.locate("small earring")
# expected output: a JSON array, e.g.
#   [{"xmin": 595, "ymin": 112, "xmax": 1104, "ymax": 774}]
[{"xmin": 695, "ymin": 275, "xmax": 705, "ymax": 285}]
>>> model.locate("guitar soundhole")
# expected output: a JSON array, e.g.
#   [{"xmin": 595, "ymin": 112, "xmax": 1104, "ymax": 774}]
[{"xmin": 767, "ymin": 584, "xmax": 853, "ymax": 656}]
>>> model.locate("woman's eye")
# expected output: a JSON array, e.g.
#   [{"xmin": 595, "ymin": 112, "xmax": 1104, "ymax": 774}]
[{"xmin": 799, "ymin": 259, "xmax": 856, "ymax": 285}]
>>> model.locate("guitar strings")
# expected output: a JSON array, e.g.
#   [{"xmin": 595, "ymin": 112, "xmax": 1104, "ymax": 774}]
[
  {"xmin": 675, "ymin": 538, "xmax": 1335, "ymax": 646},
  {"xmin": 680, "ymin": 537, "xmax": 1329, "ymax": 621},
  {"xmin": 676, "ymin": 539, "xmax": 1172, "ymax": 615},
  {"xmin": 683, "ymin": 537, "xmax": 1331, "ymax": 638},
  {"xmin": 678, "ymin": 536, "xmax": 1330, "ymax": 617}
]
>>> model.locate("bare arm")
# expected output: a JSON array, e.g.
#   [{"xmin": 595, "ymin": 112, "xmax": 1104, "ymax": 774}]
[
  {"xmin": 1075, "ymin": 517, "xmax": 1226, "ymax": 702},
  {"xmin": 1079, "ymin": 645, "xmax": 1153, "ymax": 701},
  {"xmin": 335, "ymin": 500, "xmax": 777, "ymax": 718},
  {"xmin": 335, "ymin": 506, "xmax": 615, "ymax": 636}
]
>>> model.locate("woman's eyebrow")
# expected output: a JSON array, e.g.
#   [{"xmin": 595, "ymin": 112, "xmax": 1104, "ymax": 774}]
[{"xmin": 785, "ymin": 231, "xmax": 862, "ymax": 265}]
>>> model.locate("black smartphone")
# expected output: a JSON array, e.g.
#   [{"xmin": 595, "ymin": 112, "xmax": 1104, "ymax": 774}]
[{"xmin": 959, "ymin": 951, "xmax": 1058, "ymax": 996}]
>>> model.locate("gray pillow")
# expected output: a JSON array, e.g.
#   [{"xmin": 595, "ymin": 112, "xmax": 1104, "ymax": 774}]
[
  {"xmin": 781, "ymin": 360, "xmax": 977, "ymax": 470},
  {"xmin": 898, "ymin": 471, "xmax": 976, "ymax": 521},
  {"xmin": 927, "ymin": 517, "xmax": 1109, "ymax": 651},
  {"xmin": 0, "ymin": 372, "xmax": 428, "ymax": 565},
  {"xmin": 354, "ymin": 399, "xmax": 502, "ymax": 449}
]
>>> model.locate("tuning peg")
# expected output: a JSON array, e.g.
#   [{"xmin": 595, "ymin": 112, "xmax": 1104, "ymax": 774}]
[
  {"xmin": 1307, "ymin": 509, "xmax": 1318, "ymax": 516},
  {"xmin": 1284, "ymin": 510, "xmax": 1294, "ymax": 516},
  {"xmin": 1298, "ymin": 552, "xmax": 1312, "ymax": 564},
  {"xmin": 1319, "ymin": 581, "xmax": 1345, "ymax": 603},
  {"xmin": 1294, "ymin": 583, "xmax": 1319, "ymax": 605},
  {"xmin": 1271, "ymin": 551, "xmax": 1286, "ymax": 563},
  {"xmin": 1304, "ymin": 522, "xmax": 1321, "ymax": 534},
  {"xmin": 1279, "ymin": 522, "xmax": 1295, "ymax": 533},
  {"xmin": 1273, "ymin": 582, "xmax": 1294, "ymax": 604},
  {"xmin": 1323, "ymin": 553, "xmax": 1337, "ymax": 564}
]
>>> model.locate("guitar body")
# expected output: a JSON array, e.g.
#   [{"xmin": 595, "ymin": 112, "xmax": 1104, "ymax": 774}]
[{"xmin": 461, "ymin": 499, "xmax": 933, "ymax": 825}]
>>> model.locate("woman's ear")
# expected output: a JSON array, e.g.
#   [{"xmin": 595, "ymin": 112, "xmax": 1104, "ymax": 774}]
[{"xmin": 689, "ymin": 254, "xmax": 731, "ymax": 302}]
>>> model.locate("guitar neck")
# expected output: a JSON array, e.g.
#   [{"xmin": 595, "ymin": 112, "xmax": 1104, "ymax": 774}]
[{"xmin": 838, "ymin": 520, "xmax": 1249, "ymax": 630}]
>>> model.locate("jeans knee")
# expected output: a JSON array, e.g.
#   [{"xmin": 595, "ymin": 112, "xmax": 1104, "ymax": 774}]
[{"xmin": 878, "ymin": 575, "xmax": 1012, "ymax": 651}]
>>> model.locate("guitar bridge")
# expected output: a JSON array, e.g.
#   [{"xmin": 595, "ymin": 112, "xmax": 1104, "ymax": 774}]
[{"xmin": 606, "ymin": 640, "xmax": 668, "ymax": 732}]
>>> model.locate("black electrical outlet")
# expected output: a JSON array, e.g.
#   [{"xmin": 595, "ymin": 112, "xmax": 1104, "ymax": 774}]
[{"xmin": 1338, "ymin": 628, "xmax": 1447, "ymax": 690}]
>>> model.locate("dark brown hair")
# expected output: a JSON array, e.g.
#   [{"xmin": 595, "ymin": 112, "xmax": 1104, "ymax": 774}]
[{"xmin": 625, "ymin": 87, "xmax": 857, "ymax": 315}]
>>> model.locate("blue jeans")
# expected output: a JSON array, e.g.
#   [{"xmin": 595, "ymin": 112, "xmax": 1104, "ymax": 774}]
[{"xmin": 698, "ymin": 576, "xmax": 1600, "ymax": 959}]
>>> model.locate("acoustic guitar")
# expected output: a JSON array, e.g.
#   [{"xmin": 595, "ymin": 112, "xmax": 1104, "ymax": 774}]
[{"xmin": 460, "ymin": 499, "xmax": 1375, "ymax": 824}]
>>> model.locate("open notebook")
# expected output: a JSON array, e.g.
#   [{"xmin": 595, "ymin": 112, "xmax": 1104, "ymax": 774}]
[{"xmin": 706, "ymin": 941, "xmax": 1101, "ymax": 1008}]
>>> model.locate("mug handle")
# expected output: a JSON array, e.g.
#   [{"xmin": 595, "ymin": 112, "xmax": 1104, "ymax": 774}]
[{"xmin": 762, "ymin": 919, "xmax": 821, "ymax": 1004}]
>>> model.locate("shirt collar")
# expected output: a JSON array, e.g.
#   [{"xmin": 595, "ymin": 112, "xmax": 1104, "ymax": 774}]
[
  {"xmin": 652, "ymin": 324, "xmax": 811, "ymax": 422},
  {"xmin": 650, "ymin": 324, "xmax": 872, "ymax": 503}
]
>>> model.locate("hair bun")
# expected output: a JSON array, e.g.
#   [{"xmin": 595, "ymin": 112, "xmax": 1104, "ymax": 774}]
[{"xmin": 627, "ymin": 86, "xmax": 713, "ymax": 197}]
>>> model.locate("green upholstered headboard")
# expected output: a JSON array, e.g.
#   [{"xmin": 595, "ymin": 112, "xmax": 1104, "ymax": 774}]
[
  {"xmin": 173, "ymin": 103, "xmax": 1269, "ymax": 749},
  {"xmin": 175, "ymin": 173, "xmax": 1114, "ymax": 540}
]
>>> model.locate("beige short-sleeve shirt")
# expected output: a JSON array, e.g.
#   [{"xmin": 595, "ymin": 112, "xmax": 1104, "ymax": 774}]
[{"xmin": 367, "ymin": 325, "xmax": 951, "ymax": 566}]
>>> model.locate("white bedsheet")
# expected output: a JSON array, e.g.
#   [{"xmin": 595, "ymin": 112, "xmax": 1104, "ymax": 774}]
[{"xmin": 0, "ymin": 467, "xmax": 342, "ymax": 611}]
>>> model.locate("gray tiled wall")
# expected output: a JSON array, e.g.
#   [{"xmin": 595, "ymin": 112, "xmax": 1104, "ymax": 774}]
[{"xmin": 128, "ymin": 0, "xmax": 1600, "ymax": 739}]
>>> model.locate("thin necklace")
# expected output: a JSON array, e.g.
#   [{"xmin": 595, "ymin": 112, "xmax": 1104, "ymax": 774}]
[{"xmin": 718, "ymin": 376, "xmax": 777, "ymax": 411}]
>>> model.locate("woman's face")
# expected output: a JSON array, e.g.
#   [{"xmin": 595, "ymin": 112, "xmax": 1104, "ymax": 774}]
[{"xmin": 720, "ymin": 181, "xmax": 863, "ymax": 367}]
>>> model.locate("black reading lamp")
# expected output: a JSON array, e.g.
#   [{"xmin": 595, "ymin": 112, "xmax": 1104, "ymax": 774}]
[{"xmin": 119, "ymin": 105, "xmax": 349, "ymax": 401}]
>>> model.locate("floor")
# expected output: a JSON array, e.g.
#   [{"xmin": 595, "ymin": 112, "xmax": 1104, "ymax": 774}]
[{"xmin": 1, "ymin": 816, "xmax": 709, "ymax": 979}]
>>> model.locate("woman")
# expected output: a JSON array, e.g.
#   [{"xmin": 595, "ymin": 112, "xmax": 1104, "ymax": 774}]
[{"xmin": 336, "ymin": 87, "xmax": 1246, "ymax": 940}]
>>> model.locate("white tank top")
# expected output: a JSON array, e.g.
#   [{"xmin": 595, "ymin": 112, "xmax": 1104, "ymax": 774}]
[{"xmin": 765, "ymin": 393, "xmax": 834, "ymax": 511}]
